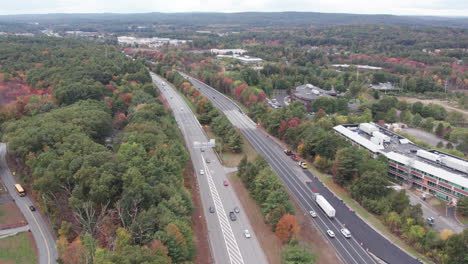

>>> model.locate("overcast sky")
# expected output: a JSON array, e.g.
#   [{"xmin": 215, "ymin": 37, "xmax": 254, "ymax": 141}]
[{"xmin": 1, "ymin": 0, "xmax": 467, "ymax": 17}]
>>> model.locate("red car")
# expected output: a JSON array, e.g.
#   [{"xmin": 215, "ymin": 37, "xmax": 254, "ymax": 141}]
[
  {"xmin": 291, "ymin": 155, "xmax": 299, "ymax": 161},
  {"xmin": 223, "ymin": 180, "xmax": 229, "ymax": 186}
]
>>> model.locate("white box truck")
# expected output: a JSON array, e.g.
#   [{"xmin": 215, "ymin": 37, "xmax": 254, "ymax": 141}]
[{"xmin": 314, "ymin": 193, "xmax": 336, "ymax": 218}]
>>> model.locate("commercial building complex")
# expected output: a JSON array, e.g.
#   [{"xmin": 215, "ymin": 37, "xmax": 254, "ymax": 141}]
[
  {"xmin": 291, "ymin": 84, "xmax": 337, "ymax": 112},
  {"xmin": 334, "ymin": 123, "xmax": 468, "ymax": 204}
]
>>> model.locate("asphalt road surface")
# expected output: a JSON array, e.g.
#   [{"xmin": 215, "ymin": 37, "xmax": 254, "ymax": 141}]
[
  {"xmin": 0, "ymin": 143, "xmax": 58, "ymax": 264},
  {"xmin": 150, "ymin": 73, "xmax": 268, "ymax": 264},
  {"xmin": 179, "ymin": 72, "xmax": 422, "ymax": 264}
]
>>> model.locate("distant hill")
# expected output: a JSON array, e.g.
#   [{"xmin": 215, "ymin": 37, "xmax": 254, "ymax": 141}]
[{"xmin": 1, "ymin": 12, "xmax": 468, "ymax": 29}]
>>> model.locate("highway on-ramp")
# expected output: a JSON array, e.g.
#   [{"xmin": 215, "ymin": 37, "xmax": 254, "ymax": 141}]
[
  {"xmin": 180, "ymin": 72, "xmax": 422, "ymax": 264},
  {"xmin": 150, "ymin": 72, "xmax": 268, "ymax": 264},
  {"xmin": 0, "ymin": 143, "xmax": 58, "ymax": 264}
]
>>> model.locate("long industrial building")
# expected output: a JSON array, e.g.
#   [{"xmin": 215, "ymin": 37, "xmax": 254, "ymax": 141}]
[{"xmin": 334, "ymin": 123, "xmax": 468, "ymax": 204}]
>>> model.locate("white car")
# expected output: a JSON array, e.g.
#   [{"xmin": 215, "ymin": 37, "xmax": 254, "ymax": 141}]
[
  {"xmin": 199, "ymin": 169, "xmax": 205, "ymax": 175},
  {"xmin": 244, "ymin": 229, "xmax": 251, "ymax": 238},
  {"xmin": 340, "ymin": 228, "xmax": 351, "ymax": 238},
  {"xmin": 326, "ymin": 229, "xmax": 335, "ymax": 238},
  {"xmin": 309, "ymin": 210, "xmax": 317, "ymax": 218},
  {"xmin": 180, "ymin": 107, "xmax": 184, "ymax": 111}
]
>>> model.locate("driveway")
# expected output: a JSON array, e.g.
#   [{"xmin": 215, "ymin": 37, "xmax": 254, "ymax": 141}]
[{"xmin": 407, "ymin": 190, "xmax": 464, "ymax": 233}]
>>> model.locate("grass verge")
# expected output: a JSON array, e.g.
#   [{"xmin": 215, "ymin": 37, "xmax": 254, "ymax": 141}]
[
  {"xmin": 0, "ymin": 232, "xmax": 37, "ymax": 264},
  {"xmin": 0, "ymin": 203, "xmax": 26, "ymax": 226}
]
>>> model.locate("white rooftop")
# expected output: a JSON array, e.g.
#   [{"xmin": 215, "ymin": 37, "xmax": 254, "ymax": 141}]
[
  {"xmin": 386, "ymin": 151, "xmax": 468, "ymax": 188},
  {"xmin": 334, "ymin": 125, "xmax": 384, "ymax": 153}
]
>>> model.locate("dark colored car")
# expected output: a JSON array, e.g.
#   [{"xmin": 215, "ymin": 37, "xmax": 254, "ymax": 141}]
[
  {"xmin": 29, "ymin": 205, "xmax": 36, "ymax": 211},
  {"xmin": 284, "ymin": 149, "xmax": 293, "ymax": 155},
  {"xmin": 209, "ymin": 206, "xmax": 215, "ymax": 213},
  {"xmin": 229, "ymin": 212, "xmax": 236, "ymax": 221}
]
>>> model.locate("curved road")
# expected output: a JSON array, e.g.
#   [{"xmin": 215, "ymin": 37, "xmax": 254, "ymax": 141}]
[
  {"xmin": 181, "ymin": 72, "xmax": 422, "ymax": 264},
  {"xmin": 0, "ymin": 143, "xmax": 57, "ymax": 264}
]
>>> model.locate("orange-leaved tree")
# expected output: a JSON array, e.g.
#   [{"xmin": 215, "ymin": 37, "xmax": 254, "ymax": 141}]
[{"xmin": 275, "ymin": 214, "xmax": 299, "ymax": 244}]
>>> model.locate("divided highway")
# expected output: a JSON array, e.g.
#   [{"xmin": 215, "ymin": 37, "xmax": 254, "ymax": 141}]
[
  {"xmin": 0, "ymin": 143, "xmax": 58, "ymax": 264},
  {"xmin": 180, "ymin": 72, "xmax": 421, "ymax": 264},
  {"xmin": 150, "ymin": 73, "xmax": 268, "ymax": 264}
]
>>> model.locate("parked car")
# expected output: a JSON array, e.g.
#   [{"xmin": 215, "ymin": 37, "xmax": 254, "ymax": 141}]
[
  {"xmin": 309, "ymin": 210, "xmax": 317, "ymax": 218},
  {"xmin": 234, "ymin": 207, "xmax": 240, "ymax": 213},
  {"xmin": 284, "ymin": 149, "xmax": 293, "ymax": 156},
  {"xmin": 29, "ymin": 205, "xmax": 36, "ymax": 211},
  {"xmin": 229, "ymin": 212, "xmax": 236, "ymax": 221},
  {"xmin": 223, "ymin": 180, "xmax": 229, "ymax": 186},
  {"xmin": 199, "ymin": 169, "xmax": 205, "ymax": 175},
  {"xmin": 206, "ymin": 158, "xmax": 211, "ymax": 163},
  {"xmin": 244, "ymin": 229, "xmax": 251, "ymax": 238},
  {"xmin": 427, "ymin": 217, "xmax": 435, "ymax": 226},
  {"xmin": 326, "ymin": 230, "xmax": 335, "ymax": 238},
  {"xmin": 340, "ymin": 228, "xmax": 351, "ymax": 238},
  {"xmin": 209, "ymin": 206, "xmax": 215, "ymax": 213}
]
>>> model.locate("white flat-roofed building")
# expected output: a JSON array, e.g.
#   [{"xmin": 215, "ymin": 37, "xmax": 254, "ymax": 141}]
[
  {"xmin": 216, "ymin": 54, "xmax": 263, "ymax": 64},
  {"xmin": 118, "ymin": 36, "xmax": 189, "ymax": 47},
  {"xmin": 334, "ymin": 123, "xmax": 468, "ymax": 204},
  {"xmin": 211, "ymin": 49, "xmax": 247, "ymax": 55}
]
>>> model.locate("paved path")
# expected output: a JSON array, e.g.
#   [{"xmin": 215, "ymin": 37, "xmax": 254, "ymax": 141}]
[{"xmin": 0, "ymin": 224, "xmax": 30, "ymax": 237}]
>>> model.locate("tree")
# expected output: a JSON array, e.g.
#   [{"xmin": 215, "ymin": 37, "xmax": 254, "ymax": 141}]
[
  {"xmin": 350, "ymin": 171, "xmax": 389, "ymax": 202},
  {"xmin": 228, "ymin": 131, "xmax": 243, "ymax": 153},
  {"xmin": 412, "ymin": 102, "xmax": 424, "ymax": 115},
  {"xmin": 412, "ymin": 114, "xmax": 423, "ymax": 127},
  {"xmin": 54, "ymin": 80, "xmax": 106, "ymax": 105},
  {"xmin": 444, "ymin": 229, "xmax": 468, "ymax": 264},
  {"xmin": 275, "ymin": 214, "xmax": 299, "ymax": 244},
  {"xmin": 385, "ymin": 211, "xmax": 402, "ymax": 232},
  {"xmin": 390, "ymin": 190, "xmax": 410, "ymax": 214},
  {"xmin": 385, "ymin": 108, "xmax": 398, "ymax": 123},
  {"xmin": 282, "ymin": 245, "xmax": 316, "ymax": 264},
  {"xmin": 458, "ymin": 196, "xmax": 468, "ymax": 216},
  {"xmin": 331, "ymin": 147, "xmax": 363, "ymax": 186}
]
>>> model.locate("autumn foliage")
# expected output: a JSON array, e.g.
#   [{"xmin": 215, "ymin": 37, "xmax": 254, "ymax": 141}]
[{"xmin": 275, "ymin": 214, "xmax": 299, "ymax": 244}]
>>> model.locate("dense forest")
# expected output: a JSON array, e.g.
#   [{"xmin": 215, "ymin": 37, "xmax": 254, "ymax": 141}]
[
  {"xmin": 0, "ymin": 36, "xmax": 194, "ymax": 263},
  {"xmin": 2, "ymin": 12, "xmax": 468, "ymax": 32}
]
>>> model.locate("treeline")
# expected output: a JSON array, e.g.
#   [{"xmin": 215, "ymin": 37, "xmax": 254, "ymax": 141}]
[
  {"xmin": 237, "ymin": 155, "xmax": 315, "ymax": 263},
  {"xmin": 369, "ymin": 97, "xmax": 467, "ymax": 155},
  {"xmin": 154, "ymin": 67, "xmax": 244, "ymax": 153},
  {"xmin": 1, "ymin": 37, "xmax": 195, "ymax": 263}
]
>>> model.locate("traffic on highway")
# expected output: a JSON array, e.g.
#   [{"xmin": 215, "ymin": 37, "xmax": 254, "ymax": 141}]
[
  {"xmin": 150, "ymin": 72, "xmax": 268, "ymax": 264},
  {"xmin": 179, "ymin": 71, "xmax": 423, "ymax": 264}
]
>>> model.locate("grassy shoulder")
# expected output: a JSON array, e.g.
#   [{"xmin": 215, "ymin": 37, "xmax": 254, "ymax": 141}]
[
  {"xmin": 0, "ymin": 232, "xmax": 37, "ymax": 264},
  {"xmin": 308, "ymin": 166, "xmax": 435, "ymax": 264},
  {"xmin": 0, "ymin": 203, "xmax": 26, "ymax": 226}
]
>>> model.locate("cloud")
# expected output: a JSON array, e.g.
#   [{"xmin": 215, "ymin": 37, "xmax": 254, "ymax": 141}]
[{"xmin": 0, "ymin": 0, "xmax": 467, "ymax": 16}]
